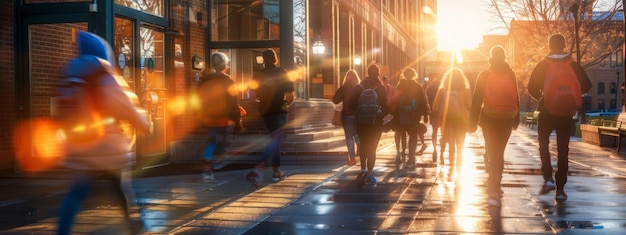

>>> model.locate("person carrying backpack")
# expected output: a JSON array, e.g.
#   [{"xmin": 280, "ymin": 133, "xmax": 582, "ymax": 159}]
[
  {"xmin": 345, "ymin": 64, "xmax": 389, "ymax": 187},
  {"xmin": 196, "ymin": 52, "xmax": 240, "ymax": 180},
  {"xmin": 469, "ymin": 46, "xmax": 520, "ymax": 207},
  {"xmin": 56, "ymin": 31, "xmax": 151, "ymax": 235},
  {"xmin": 394, "ymin": 68, "xmax": 430, "ymax": 167},
  {"xmin": 432, "ymin": 68, "xmax": 472, "ymax": 169},
  {"xmin": 527, "ymin": 34, "xmax": 591, "ymax": 201}
]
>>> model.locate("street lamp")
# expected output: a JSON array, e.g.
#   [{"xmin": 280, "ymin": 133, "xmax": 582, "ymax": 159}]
[
  {"xmin": 354, "ymin": 55, "xmax": 362, "ymax": 77},
  {"xmin": 312, "ymin": 39, "xmax": 326, "ymax": 55}
]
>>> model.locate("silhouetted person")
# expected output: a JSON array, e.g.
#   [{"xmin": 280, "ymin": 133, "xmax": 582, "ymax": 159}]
[
  {"xmin": 246, "ymin": 49, "xmax": 295, "ymax": 187},
  {"xmin": 527, "ymin": 34, "xmax": 591, "ymax": 201}
]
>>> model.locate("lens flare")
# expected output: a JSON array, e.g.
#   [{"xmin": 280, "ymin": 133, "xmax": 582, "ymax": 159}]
[{"xmin": 13, "ymin": 118, "xmax": 66, "ymax": 171}]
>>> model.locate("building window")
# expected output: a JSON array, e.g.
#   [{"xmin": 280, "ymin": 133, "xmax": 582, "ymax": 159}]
[
  {"xmin": 598, "ymin": 82, "xmax": 605, "ymax": 94},
  {"xmin": 610, "ymin": 82, "xmax": 617, "ymax": 94},
  {"xmin": 610, "ymin": 99, "xmax": 617, "ymax": 109},
  {"xmin": 598, "ymin": 99, "xmax": 606, "ymax": 110},
  {"xmin": 212, "ymin": 0, "xmax": 280, "ymax": 41},
  {"xmin": 116, "ymin": 0, "xmax": 164, "ymax": 17}
]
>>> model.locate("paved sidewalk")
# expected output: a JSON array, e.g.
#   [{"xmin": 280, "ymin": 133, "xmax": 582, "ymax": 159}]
[{"xmin": 1, "ymin": 126, "xmax": 626, "ymax": 234}]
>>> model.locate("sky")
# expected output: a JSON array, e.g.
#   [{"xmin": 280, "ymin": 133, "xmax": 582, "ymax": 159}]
[{"xmin": 437, "ymin": 0, "xmax": 493, "ymax": 51}]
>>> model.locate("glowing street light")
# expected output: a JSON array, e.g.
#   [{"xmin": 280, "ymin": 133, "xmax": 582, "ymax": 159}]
[{"xmin": 312, "ymin": 39, "xmax": 326, "ymax": 55}]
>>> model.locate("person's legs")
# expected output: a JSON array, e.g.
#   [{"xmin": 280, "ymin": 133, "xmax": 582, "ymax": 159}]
[
  {"xmin": 406, "ymin": 124, "xmax": 419, "ymax": 164},
  {"xmin": 342, "ymin": 115, "xmax": 358, "ymax": 161},
  {"xmin": 57, "ymin": 171, "xmax": 95, "ymax": 235},
  {"xmin": 482, "ymin": 122, "xmax": 511, "ymax": 196},
  {"xmin": 537, "ymin": 113, "xmax": 556, "ymax": 182},
  {"xmin": 202, "ymin": 128, "xmax": 219, "ymax": 179},
  {"xmin": 554, "ymin": 117, "xmax": 572, "ymax": 193}
]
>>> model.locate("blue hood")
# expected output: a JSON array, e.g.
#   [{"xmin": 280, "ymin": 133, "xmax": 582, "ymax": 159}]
[
  {"xmin": 78, "ymin": 31, "xmax": 115, "ymax": 65},
  {"xmin": 64, "ymin": 31, "xmax": 115, "ymax": 79}
]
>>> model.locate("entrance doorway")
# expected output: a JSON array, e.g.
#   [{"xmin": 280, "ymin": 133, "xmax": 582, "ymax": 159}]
[{"xmin": 114, "ymin": 17, "xmax": 169, "ymax": 168}]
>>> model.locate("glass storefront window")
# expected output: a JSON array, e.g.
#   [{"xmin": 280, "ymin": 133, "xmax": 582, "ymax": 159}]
[
  {"xmin": 116, "ymin": 0, "xmax": 164, "ymax": 17},
  {"xmin": 211, "ymin": 0, "xmax": 280, "ymax": 41},
  {"xmin": 114, "ymin": 17, "xmax": 135, "ymax": 86},
  {"xmin": 208, "ymin": 47, "xmax": 308, "ymax": 100}
]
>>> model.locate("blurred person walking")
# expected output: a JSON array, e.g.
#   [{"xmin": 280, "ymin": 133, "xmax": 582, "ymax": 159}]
[
  {"xmin": 432, "ymin": 68, "xmax": 472, "ymax": 168},
  {"xmin": 527, "ymin": 34, "xmax": 591, "ymax": 201},
  {"xmin": 394, "ymin": 68, "xmax": 430, "ymax": 167},
  {"xmin": 332, "ymin": 70, "xmax": 362, "ymax": 166},
  {"xmin": 346, "ymin": 64, "xmax": 389, "ymax": 187},
  {"xmin": 426, "ymin": 75, "xmax": 444, "ymax": 163},
  {"xmin": 246, "ymin": 49, "xmax": 295, "ymax": 187},
  {"xmin": 56, "ymin": 31, "xmax": 151, "ymax": 235},
  {"xmin": 196, "ymin": 52, "xmax": 240, "ymax": 180},
  {"xmin": 469, "ymin": 46, "xmax": 520, "ymax": 207}
]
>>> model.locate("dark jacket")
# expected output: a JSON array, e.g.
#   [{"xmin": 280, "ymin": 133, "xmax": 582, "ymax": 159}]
[
  {"xmin": 332, "ymin": 83, "xmax": 358, "ymax": 116},
  {"xmin": 198, "ymin": 72, "xmax": 240, "ymax": 126},
  {"xmin": 345, "ymin": 76, "xmax": 390, "ymax": 125},
  {"xmin": 470, "ymin": 60, "xmax": 520, "ymax": 130},
  {"xmin": 527, "ymin": 53, "xmax": 592, "ymax": 114},
  {"xmin": 252, "ymin": 65, "xmax": 295, "ymax": 115},
  {"xmin": 394, "ymin": 79, "xmax": 430, "ymax": 118}
]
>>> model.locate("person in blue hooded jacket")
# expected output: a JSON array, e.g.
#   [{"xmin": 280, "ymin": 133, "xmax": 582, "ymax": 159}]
[{"xmin": 56, "ymin": 31, "xmax": 151, "ymax": 235}]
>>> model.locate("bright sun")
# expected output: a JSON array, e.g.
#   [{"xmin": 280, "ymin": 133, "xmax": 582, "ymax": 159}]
[{"xmin": 437, "ymin": 0, "xmax": 490, "ymax": 51}]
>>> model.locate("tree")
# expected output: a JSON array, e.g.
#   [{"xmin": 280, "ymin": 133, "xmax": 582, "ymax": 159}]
[{"xmin": 487, "ymin": 0, "xmax": 623, "ymax": 76}]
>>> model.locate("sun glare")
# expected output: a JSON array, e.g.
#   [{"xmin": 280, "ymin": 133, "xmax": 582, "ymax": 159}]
[{"xmin": 437, "ymin": 0, "xmax": 489, "ymax": 51}]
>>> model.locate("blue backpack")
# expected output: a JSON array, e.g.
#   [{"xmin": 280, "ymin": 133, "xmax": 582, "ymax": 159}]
[{"xmin": 356, "ymin": 84, "xmax": 382, "ymax": 125}]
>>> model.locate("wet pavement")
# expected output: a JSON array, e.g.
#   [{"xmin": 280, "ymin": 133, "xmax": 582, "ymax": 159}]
[{"xmin": 2, "ymin": 125, "xmax": 626, "ymax": 234}]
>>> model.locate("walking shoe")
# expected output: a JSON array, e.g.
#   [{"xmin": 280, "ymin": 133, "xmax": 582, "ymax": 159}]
[
  {"xmin": 246, "ymin": 168, "xmax": 263, "ymax": 187},
  {"xmin": 539, "ymin": 180, "xmax": 556, "ymax": 195},
  {"xmin": 272, "ymin": 170, "xmax": 286, "ymax": 182},
  {"xmin": 202, "ymin": 172, "xmax": 215, "ymax": 180},
  {"xmin": 417, "ymin": 144, "xmax": 428, "ymax": 155},
  {"xmin": 365, "ymin": 172, "xmax": 377, "ymax": 184},
  {"xmin": 211, "ymin": 160, "xmax": 229, "ymax": 170},
  {"xmin": 395, "ymin": 154, "xmax": 402, "ymax": 165},
  {"xmin": 486, "ymin": 198, "xmax": 501, "ymax": 207},
  {"xmin": 555, "ymin": 191, "xmax": 568, "ymax": 201},
  {"xmin": 347, "ymin": 158, "xmax": 357, "ymax": 166},
  {"xmin": 356, "ymin": 170, "xmax": 366, "ymax": 188}
]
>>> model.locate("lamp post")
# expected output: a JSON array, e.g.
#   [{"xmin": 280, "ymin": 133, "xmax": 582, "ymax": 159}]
[
  {"xmin": 311, "ymin": 37, "xmax": 325, "ymax": 98},
  {"xmin": 617, "ymin": 71, "xmax": 621, "ymax": 109},
  {"xmin": 570, "ymin": 2, "xmax": 586, "ymax": 123}
]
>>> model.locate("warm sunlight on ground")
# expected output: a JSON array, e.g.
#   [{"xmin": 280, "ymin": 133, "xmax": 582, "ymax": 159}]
[{"xmin": 437, "ymin": 0, "xmax": 490, "ymax": 51}]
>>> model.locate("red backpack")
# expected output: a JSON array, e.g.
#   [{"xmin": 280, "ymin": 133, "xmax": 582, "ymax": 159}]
[
  {"xmin": 542, "ymin": 58, "xmax": 581, "ymax": 117},
  {"xmin": 482, "ymin": 70, "xmax": 519, "ymax": 119}
]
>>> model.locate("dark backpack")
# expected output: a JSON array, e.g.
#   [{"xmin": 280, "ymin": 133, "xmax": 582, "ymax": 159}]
[
  {"xmin": 55, "ymin": 75, "xmax": 104, "ymax": 145},
  {"xmin": 482, "ymin": 70, "xmax": 519, "ymax": 119},
  {"xmin": 397, "ymin": 97, "xmax": 417, "ymax": 125},
  {"xmin": 543, "ymin": 58, "xmax": 582, "ymax": 117},
  {"xmin": 356, "ymin": 84, "xmax": 382, "ymax": 125}
]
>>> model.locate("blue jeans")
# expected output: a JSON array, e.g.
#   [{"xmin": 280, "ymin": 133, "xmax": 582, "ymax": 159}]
[
  {"xmin": 538, "ymin": 111, "xmax": 571, "ymax": 192},
  {"xmin": 203, "ymin": 126, "xmax": 232, "ymax": 161},
  {"xmin": 260, "ymin": 113, "xmax": 288, "ymax": 167},
  {"xmin": 57, "ymin": 168, "xmax": 140, "ymax": 235},
  {"xmin": 341, "ymin": 115, "xmax": 360, "ymax": 158}
]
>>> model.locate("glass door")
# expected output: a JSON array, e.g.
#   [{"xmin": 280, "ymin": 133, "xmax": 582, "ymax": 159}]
[{"xmin": 114, "ymin": 17, "xmax": 169, "ymax": 168}]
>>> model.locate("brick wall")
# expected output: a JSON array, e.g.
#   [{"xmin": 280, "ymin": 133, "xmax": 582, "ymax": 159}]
[{"xmin": 0, "ymin": 1, "xmax": 14, "ymax": 168}]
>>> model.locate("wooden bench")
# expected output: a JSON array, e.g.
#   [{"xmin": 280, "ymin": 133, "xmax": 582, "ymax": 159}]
[{"xmin": 597, "ymin": 112, "xmax": 626, "ymax": 151}]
